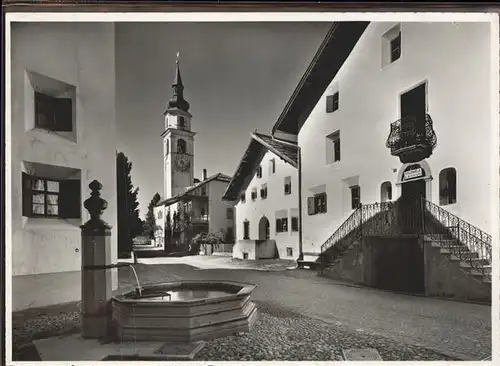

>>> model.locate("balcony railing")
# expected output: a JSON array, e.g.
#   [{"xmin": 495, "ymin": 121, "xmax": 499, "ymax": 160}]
[{"xmin": 386, "ymin": 114, "xmax": 437, "ymax": 163}]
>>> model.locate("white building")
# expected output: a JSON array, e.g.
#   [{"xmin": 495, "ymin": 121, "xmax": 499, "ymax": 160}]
[
  {"xmin": 270, "ymin": 21, "xmax": 495, "ymax": 299},
  {"xmin": 153, "ymin": 58, "xmax": 235, "ymax": 252},
  {"xmin": 222, "ymin": 132, "xmax": 300, "ymax": 260},
  {"xmin": 9, "ymin": 22, "xmax": 118, "ymax": 310}
]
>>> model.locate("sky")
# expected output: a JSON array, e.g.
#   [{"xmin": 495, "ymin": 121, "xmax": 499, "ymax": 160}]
[{"xmin": 115, "ymin": 22, "xmax": 332, "ymax": 217}]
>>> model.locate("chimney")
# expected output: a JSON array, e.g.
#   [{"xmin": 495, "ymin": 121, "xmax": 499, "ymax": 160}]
[{"xmin": 202, "ymin": 169, "xmax": 207, "ymax": 181}]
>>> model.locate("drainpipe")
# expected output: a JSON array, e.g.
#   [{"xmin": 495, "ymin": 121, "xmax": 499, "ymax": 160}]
[{"xmin": 298, "ymin": 146, "xmax": 304, "ymax": 263}]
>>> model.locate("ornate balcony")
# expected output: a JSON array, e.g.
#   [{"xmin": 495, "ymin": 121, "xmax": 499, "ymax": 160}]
[{"xmin": 386, "ymin": 114, "xmax": 437, "ymax": 164}]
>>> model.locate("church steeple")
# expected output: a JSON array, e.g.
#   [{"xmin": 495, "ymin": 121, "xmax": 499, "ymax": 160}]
[{"xmin": 167, "ymin": 52, "xmax": 190, "ymax": 113}]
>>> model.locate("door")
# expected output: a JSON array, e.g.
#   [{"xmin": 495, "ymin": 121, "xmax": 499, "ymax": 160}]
[
  {"xmin": 399, "ymin": 179, "xmax": 426, "ymax": 234},
  {"xmin": 400, "ymin": 83, "xmax": 426, "ymax": 135}
]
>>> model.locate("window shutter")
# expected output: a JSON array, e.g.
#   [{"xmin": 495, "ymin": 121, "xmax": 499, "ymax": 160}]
[
  {"xmin": 323, "ymin": 194, "xmax": 328, "ymax": 213},
  {"xmin": 22, "ymin": 173, "xmax": 33, "ymax": 217},
  {"xmin": 59, "ymin": 179, "xmax": 81, "ymax": 219},
  {"xmin": 307, "ymin": 197, "xmax": 315, "ymax": 215},
  {"xmin": 54, "ymin": 97, "xmax": 73, "ymax": 132},
  {"xmin": 275, "ymin": 219, "xmax": 281, "ymax": 233}
]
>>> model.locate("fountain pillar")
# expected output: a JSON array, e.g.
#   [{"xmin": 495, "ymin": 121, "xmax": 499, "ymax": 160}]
[{"xmin": 80, "ymin": 180, "xmax": 113, "ymax": 339}]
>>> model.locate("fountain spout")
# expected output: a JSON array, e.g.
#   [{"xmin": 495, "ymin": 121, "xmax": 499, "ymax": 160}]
[{"xmin": 128, "ymin": 264, "xmax": 142, "ymax": 297}]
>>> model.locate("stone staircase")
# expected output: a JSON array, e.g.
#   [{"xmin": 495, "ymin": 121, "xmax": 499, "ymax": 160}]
[{"xmin": 427, "ymin": 235, "xmax": 491, "ymax": 284}]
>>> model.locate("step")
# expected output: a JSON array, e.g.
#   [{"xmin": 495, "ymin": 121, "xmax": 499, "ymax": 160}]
[
  {"xmin": 459, "ymin": 258, "xmax": 490, "ymax": 268},
  {"xmin": 440, "ymin": 249, "xmax": 478, "ymax": 259},
  {"xmin": 470, "ymin": 265, "xmax": 492, "ymax": 276}
]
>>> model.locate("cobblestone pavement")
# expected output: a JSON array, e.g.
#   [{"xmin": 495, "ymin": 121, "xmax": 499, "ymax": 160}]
[
  {"xmin": 118, "ymin": 263, "xmax": 492, "ymax": 361},
  {"xmin": 12, "ymin": 262, "xmax": 491, "ymax": 361}
]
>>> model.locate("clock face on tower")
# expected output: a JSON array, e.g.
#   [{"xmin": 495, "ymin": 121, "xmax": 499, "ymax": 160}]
[{"xmin": 174, "ymin": 155, "xmax": 191, "ymax": 172}]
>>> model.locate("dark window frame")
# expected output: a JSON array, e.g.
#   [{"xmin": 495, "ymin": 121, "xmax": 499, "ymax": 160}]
[
  {"xmin": 439, "ymin": 168, "xmax": 457, "ymax": 206},
  {"xmin": 34, "ymin": 91, "xmax": 73, "ymax": 132},
  {"xmin": 177, "ymin": 139, "xmax": 187, "ymax": 154},
  {"xmin": 22, "ymin": 173, "xmax": 81, "ymax": 219},
  {"xmin": 326, "ymin": 91, "xmax": 340, "ymax": 113},
  {"xmin": 284, "ymin": 176, "xmax": 292, "ymax": 195},
  {"xmin": 291, "ymin": 216, "xmax": 299, "ymax": 232},
  {"xmin": 270, "ymin": 159, "xmax": 276, "ymax": 174},
  {"xmin": 260, "ymin": 184, "xmax": 268, "ymax": 199},
  {"xmin": 256, "ymin": 166, "xmax": 262, "ymax": 178},
  {"xmin": 390, "ymin": 32, "xmax": 402, "ymax": 63},
  {"xmin": 276, "ymin": 217, "xmax": 288, "ymax": 233},
  {"xmin": 226, "ymin": 207, "xmax": 234, "ymax": 220},
  {"xmin": 240, "ymin": 193, "xmax": 246, "ymax": 203},
  {"xmin": 243, "ymin": 221, "xmax": 250, "ymax": 240},
  {"xmin": 286, "ymin": 247, "xmax": 293, "ymax": 257},
  {"xmin": 350, "ymin": 185, "xmax": 361, "ymax": 210}
]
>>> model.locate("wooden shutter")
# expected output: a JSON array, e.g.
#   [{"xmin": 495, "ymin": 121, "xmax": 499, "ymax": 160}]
[
  {"xmin": 323, "ymin": 194, "xmax": 328, "ymax": 213},
  {"xmin": 275, "ymin": 219, "xmax": 281, "ymax": 233},
  {"xmin": 59, "ymin": 179, "xmax": 81, "ymax": 218},
  {"xmin": 307, "ymin": 197, "xmax": 315, "ymax": 215},
  {"xmin": 22, "ymin": 173, "xmax": 33, "ymax": 217},
  {"xmin": 54, "ymin": 97, "xmax": 73, "ymax": 132}
]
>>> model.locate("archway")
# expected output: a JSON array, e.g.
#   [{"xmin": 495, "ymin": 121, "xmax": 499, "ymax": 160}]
[
  {"xmin": 258, "ymin": 216, "xmax": 270, "ymax": 240},
  {"xmin": 396, "ymin": 160, "xmax": 433, "ymax": 202}
]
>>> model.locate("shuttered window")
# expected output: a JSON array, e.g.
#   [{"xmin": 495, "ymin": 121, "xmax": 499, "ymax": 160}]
[{"xmin": 22, "ymin": 173, "xmax": 81, "ymax": 218}]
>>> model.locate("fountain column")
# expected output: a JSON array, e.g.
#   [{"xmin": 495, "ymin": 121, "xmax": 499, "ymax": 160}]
[{"xmin": 80, "ymin": 180, "xmax": 113, "ymax": 338}]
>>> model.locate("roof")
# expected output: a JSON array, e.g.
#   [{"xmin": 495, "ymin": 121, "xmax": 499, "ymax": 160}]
[
  {"xmin": 222, "ymin": 132, "xmax": 298, "ymax": 203},
  {"xmin": 272, "ymin": 21, "xmax": 369, "ymax": 136},
  {"xmin": 157, "ymin": 172, "xmax": 232, "ymax": 207}
]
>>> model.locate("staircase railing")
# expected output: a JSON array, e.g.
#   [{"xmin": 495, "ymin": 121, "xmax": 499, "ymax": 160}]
[
  {"xmin": 423, "ymin": 198, "xmax": 492, "ymax": 276},
  {"xmin": 320, "ymin": 197, "xmax": 492, "ymax": 277}
]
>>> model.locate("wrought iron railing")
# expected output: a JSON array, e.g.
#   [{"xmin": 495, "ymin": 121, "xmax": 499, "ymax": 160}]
[
  {"xmin": 386, "ymin": 114, "xmax": 437, "ymax": 154},
  {"xmin": 320, "ymin": 197, "xmax": 492, "ymax": 278},
  {"xmin": 423, "ymin": 198, "xmax": 492, "ymax": 276}
]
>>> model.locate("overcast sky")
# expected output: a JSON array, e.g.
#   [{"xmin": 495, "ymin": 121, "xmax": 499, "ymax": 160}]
[{"xmin": 115, "ymin": 22, "xmax": 331, "ymax": 217}]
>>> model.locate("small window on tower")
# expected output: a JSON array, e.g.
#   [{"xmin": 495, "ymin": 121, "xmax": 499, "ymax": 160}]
[{"xmin": 179, "ymin": 116, "xmax": 186, "ymax": 129}]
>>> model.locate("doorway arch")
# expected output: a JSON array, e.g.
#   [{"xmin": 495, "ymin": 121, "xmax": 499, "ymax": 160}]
[
  {"xmin": 396, "ymin": 160, "xmax": 433, "ymax": 201},
  {"xmin": 258, "ymin": 216, "xmax": 270, "ymax": 240}
]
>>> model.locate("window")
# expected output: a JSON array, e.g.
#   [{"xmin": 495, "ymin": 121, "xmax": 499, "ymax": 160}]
[
  {"xmin": 351, "ymin": 185, "xmax": 361, "ymax": 209},
  {"xmin": 240, "ymin": 193, "xmax": 246, "ymax": 203},
  {"xmin": 226, "ymin": 207, "xmax": 234, "ymax": 220},
  {"xmin": 326, "ymin": 91, "xmax": 339, "ymax": 113},
  {"xmin": 276, "ymin": 217, "xmax": 288, "ymax": 233},
  {"xmin": 291, "ymin": 216, "xmax": 299, "ymax": 232},
  {"xmin": 34, "ymin": 91, "xmax": 73, "ymax": 132},
  {"xmin": 177, "ymin": 139, "xmax": 187, "ymax": 154},
  {"xmin": 269, "ymin": 159, "xmax": 276, "ymax": 175},
  {"xmin": 390, "ymin": 32, "xmax": 401, "ymax": 63},
  {"xmin": 256, "ymin": 166, "xmax": 262, "ymax": 178},
  {"xmin": 243, "ymin": 252, "xmax": 249, "ymax": 260},
  {"xmin": 22, "ymin": 173, "xmax": 81, "ymax": 218},
  {"xmin": 201, "ymin": 186, "xmax": 207, "ymax": 196},
  {"xmin": 158, "ymin": 210, "xmax": 163, "ymax": 219},
  {"xmin": 307, "ymin": 192, "xmax": 327, "ymax": 215},
  {"xmin": 260, "ymin": 184, "xmax": 268, "ymax": 199},
  {"xmin": 179, "ymin": 116, "xmax": 186, "ymax": 129},
  {"xmin": 286, "ymin": 247, "xmax": 293, "ymax": 257},
  {"xmin": 284, "ymin": 176, "xmax": 292, "ymax": 195},
  {"xmin": 380, "ymin": 181, "xmax": 392, "ymax": 203},
  {"xmin": 439, "ymin": 168, "xmax": 457, "ymax": 205},
  {"xmin": 326, "ymin": 131, "xmax": 341, "ymax": 164},
  {"xmin": 382, "ymin": 24, "xmax": 402, "ymax": 67},
  {"xmin": 201, "ymin": 207, "xmax": 206, "ymax": 217},
  {"xmin": 243, "ymin": 221, "xmax": 250, "ymax": 239},
  {"xmin": 251, "ymin": 188, "xmax": 257, "ymax": 201}
]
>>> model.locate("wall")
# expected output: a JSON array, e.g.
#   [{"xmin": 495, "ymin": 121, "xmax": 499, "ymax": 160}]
[
  {"xmin": 233, "ymin": 240, "xmax": 257, "ymax": 260},
  {"xmin": 299, "ymin": 22, "xmax": 494, "ymax": 257},
  {"xmin": 10, "ymin": 22, "xmax": 118, "ymax": 308},
  {"xmin": 234, "ymin": 150, "xmax": 299, "ymax": 259},
  {"xmin": 208, "ymin": 179, "xmax": 233, "ymax": 236}
]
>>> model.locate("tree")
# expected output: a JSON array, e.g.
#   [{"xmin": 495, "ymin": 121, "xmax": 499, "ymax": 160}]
[
  {"xmin": 143, "ymin": 192, "xmax": 161, "ymax": 239},
  {"xmin": 191, "ymin": 230, "xmax": 225, "ymax": 255},
  {"xmin": 116, "ymin": 151, "xmax": 143, "ymax": 256}
]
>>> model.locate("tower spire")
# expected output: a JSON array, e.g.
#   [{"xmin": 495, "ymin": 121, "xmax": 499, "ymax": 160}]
[{"xmin": 167, "ymin": 52, "xmax": 190, "ymax": 112}]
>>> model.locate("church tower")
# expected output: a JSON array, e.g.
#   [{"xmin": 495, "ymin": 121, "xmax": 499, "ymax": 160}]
[{"xmin": 162, "ymin": 53, "xmax": 196, "ymax": 199}]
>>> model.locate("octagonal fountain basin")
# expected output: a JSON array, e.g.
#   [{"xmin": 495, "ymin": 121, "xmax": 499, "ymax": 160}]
[{"xmin": 112, "ymin": 280, "xmax": 258, "ymax": 342}]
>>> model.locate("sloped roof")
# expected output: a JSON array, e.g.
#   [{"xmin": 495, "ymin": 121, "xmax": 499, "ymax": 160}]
[
  {"xmin": 157, "ymin": 172, "xmax": 231, "ymax": 207},
  {"xmin": 222, "ymin": 132, "xmax": 298, "ymax": 203},
  {"xmin": 272, "ymin": 21, "xmax": 369, "ymax": 135}
]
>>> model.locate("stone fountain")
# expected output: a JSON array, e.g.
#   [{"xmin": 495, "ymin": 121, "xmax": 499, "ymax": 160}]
[{"xmin": 34, "ymin": 180, "xmax": 258, "ymax": 361}]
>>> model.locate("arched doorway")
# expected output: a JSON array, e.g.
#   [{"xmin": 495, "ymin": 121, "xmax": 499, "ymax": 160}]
[
  {"xmin": 258, "ymin": 216, "xmax": 270, "ymax": 240},
  {"xmin": 396, "ymin": 161, "xmax": 433, "ymax": 202}
]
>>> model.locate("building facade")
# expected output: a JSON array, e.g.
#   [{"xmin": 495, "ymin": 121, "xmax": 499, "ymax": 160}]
[
  {"xmin": 297, "ymin": 21, "xmax": 494, "ymax": 263},
  {"xmin": 154, "ymin": 58, "xmax": 235, "ymax": 251},
  {"xmin": 10, "ymin": 22, "xmax": 118, "ymax": 310},
  {"xmin": 223, "ymin": 132, "xmax": 300, "ymax": 260}
]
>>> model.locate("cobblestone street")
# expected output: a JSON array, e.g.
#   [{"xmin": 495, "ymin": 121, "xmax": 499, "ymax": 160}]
[{"xmin": 117, "ymin": 257, "xmax": 492, "ymax": 361}]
